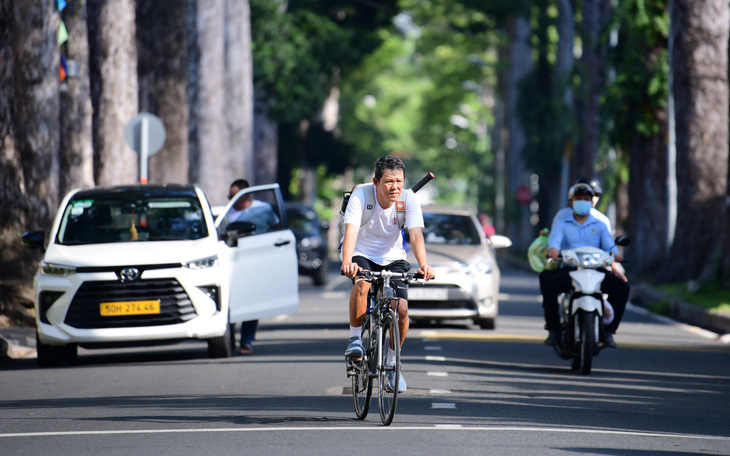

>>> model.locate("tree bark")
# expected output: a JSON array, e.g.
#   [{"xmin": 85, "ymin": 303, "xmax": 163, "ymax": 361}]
[
  {"xmin": 253, "ymin": 94, "xmax": 279, "ymax": 186},
  {"xmin": 668, "ymin": 0, "xmax": 729, "ymax": 281},
  {"xmin": 12, "ymin": 0, "xmax": 61, "ymax": 232},
  {"xmin": 60, "ymin": 0, "xmax": 95, "ymax": 195},
  {"xmin": 628, "ymin": 129, "xmax": 669, "ymax": 275},
  {"xmin": 504, "ymin": 16, "xmax": 533, "ymax": 251},
  {"xmin": 188, "ymin": 0, "xmax": 229, "ymax": 204},
  {"xmin": 137, "ymin": 0, "xmax": 190, "ymax": 184},
  {"xmin": 224, "ymin": 0, "xmax": 255, "ymax": 183},
  {"xmin": 577, "ymin": 0, "xmax": 611, "ymax": 178},
  {"xmin": 87, "ymin": 0, "xmax": 138, "ymax": 185}
]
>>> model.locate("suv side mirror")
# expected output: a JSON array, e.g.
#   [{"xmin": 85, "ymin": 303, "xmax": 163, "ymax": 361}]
[
  {"xmin": 22, "ymin": 231, "xmax": 45, "ymax": 250},
  {"xmin": 224, "ymin": 221, "xmax": 256, "ymax": 247}
]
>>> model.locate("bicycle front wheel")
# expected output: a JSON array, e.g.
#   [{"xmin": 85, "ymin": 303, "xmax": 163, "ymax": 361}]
[
  {"xmin": 378, "ymin": 309, "xmax": 400, "ymax": 425},
  {"xmin": 352, "ymin": 323, "xmax": 373, "ymax": 419}
]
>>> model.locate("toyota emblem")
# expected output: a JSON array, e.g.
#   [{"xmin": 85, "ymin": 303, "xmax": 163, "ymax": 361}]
[{"xmin": 119, "ymin": 267, "xmax": 140, "ymax": 282}]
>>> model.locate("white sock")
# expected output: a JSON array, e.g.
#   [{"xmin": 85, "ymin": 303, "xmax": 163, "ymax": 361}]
[
  {"xmin": 350, "ymin": 325, "xmax": 362, "ymax": 338},
  {"xmin": 386, "ymin": 348, "xmax": 396, "ymax": 367}
]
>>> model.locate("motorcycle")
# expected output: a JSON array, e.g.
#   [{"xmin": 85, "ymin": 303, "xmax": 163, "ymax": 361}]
[{"xmin": 549, "ymin": 236, "xmax": 630, "ymax": 375}]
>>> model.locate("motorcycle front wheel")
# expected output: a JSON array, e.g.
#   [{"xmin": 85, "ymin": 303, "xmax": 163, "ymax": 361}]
[{"xmin": 579, "ymin": 310, "xmax": 597, "ymax": 375}]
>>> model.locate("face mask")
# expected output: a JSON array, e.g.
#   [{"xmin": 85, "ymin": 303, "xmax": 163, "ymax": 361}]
[{"xmin": 573, "ymin": 200, "xmax": 592, "ymax": 216}]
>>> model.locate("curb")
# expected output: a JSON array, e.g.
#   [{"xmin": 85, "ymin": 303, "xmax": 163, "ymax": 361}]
[
  {"xmin": 630, "ymin": 283, "xmax": 730, "ymax": 336},
  {"xmin": 0, "ymin": 328, "xmax": 36, "ymax": 362}
]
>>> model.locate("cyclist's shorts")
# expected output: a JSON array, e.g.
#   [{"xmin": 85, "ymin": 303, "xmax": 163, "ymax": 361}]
[{"xmin": 352, "ymin": 256, "xmax": 410, "ymax": 300}]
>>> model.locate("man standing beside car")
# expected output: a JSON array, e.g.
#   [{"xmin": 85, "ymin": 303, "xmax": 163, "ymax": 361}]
[
  {"xmin": 340, "ymin": 155, "xmax": 435, "ymax": 393},
  {"xmin": 224, "ymin": 179, "xmax": 278, "ymax": 355}
]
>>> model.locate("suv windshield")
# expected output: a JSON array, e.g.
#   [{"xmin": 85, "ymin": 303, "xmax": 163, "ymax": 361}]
[
  {"xmin": 57, "ymin": 193, "xmax": 208, "ymax": 245},
  {"xmin": 423, "ymin": 213, "xmax": 481, "ymax": 246}
]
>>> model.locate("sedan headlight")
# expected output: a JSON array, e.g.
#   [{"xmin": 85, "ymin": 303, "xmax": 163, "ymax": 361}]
[
  {"xmin": 184, "ymin": 255, "xmax": 219, "ymax": 270},
  {"xmin": 468, "ymin": 262, "xmax": 492, "ymax": 276},
  {"xmin": 40, "ymin": 261, "xmax": 76, "ymax": 277},
  {"xmin": 300, "ymin": 236, "xmax": 321, "ymax": 249}
]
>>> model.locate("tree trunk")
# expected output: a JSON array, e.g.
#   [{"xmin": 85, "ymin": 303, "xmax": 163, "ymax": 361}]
[
  {"xmin": 253, "ymin": 94, "xmax": 278, "ymax": 186},
  {"xmin": 12, "ymin": 0, "xmax": 61, "ymax": 232},
  {"xmin": 137, "ymin": 0, "xmax": 190, "ymax": 184},
  {"xmin": 504, "ymin": 16, "xmax": 533, "ymax": 251},
  {"xmin": 60, "ymin": 0, "xmax": 94, "ymax": 195},
  {"xmin": 225, "ymin": 0, "xmax": 255, "ymax": 182},
  {"xmin": 87, "ymin": 0, "xmax": 138, "ymax": 185},
  {"xmin": 668, "ymin": 0, "xmax": 729, "ymax": 281},
  {"xmin": 188, "ymin": 0, "xmax": 229, "ymax": 204},
  {"xmin": 0, "ymin": 1, "xmax": 30, "ymax": 283},
  {"xmin": 577, "ymin": 0, "xmax": 612, "ymax": 178},
  {"xmin": 628, "ymin": 130, "xmax": 668, "ymax": 275}
]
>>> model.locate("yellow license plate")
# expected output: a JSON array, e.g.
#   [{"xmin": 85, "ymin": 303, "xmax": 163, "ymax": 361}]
[{"xmin": 100, "ymin": 300, "xmax": 161, "ymax": 316}]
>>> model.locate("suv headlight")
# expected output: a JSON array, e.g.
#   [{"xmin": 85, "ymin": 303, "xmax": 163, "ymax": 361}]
[
  {"xmin": 40, "ymin": 261, "xmax": 76, "ymax": 277},
  {"xmin": 184, "ymin": 255, "xmax": 219, "ymax": 270}
]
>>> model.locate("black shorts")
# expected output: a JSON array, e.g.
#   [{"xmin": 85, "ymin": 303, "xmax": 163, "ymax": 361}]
[{"xmin": 352, "ymin": 256, "xmax": 410, "ymax": 300}]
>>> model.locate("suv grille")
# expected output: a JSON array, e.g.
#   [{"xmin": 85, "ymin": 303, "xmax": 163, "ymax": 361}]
[{"xmin": 65, "ymin": 279, "xmax": 197, "ymax": 329}]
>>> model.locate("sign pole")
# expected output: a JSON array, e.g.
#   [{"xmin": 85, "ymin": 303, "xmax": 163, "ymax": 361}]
[{"xmin": 140, "ymin": 116, "xmax": 149, "ymax": 184}]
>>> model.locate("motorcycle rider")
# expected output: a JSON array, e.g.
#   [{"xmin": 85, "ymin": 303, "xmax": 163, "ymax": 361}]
[{"xmin": 539, "ymin": 183, "xmax": 630, "ymax": 348}]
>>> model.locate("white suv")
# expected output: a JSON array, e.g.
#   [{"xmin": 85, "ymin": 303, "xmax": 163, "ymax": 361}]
[{"xmin": 22, "ymin": 183, "xmax": 299, "ymax": 366}]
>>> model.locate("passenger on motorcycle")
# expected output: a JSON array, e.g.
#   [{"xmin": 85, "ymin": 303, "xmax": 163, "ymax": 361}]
[
  {"xmin": 539, "ymin": 183, "xmax": 630, "ymax": 348},
  {"xmin": 551, "ymin": 177, "xmax": 613, "ymax": 234}
]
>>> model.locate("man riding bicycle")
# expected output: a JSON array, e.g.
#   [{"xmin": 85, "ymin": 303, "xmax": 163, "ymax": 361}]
[{"xmin": 341, "ymin": 155, "xmax": 435, "ymax": 393}]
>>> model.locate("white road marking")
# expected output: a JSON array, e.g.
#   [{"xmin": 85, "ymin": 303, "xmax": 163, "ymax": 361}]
[
  {"xmin": 430, "ymin": 389, "xmax": 452, "ymax": 395},
  {"xmin": 321, "ymin": 291, "xmax": 348, "ymax": 300},
  {"xmin": 270, "ymin": 315, "xmax": 289, "ymax": 323},
  {"xmin": 426, "ymin": 356, "xmax": 445, "ymax": 362},
  {"xmin": 2, "ymin": 426, "xmax": 728, "ymax": 441},
  {"xmin": 432, "ymin": 403, "xmax": 457, "ymax": 409},
  {"xmin": 424, "ymin": 346, "xmax": 442, "ymax": 351},
  {"xmin": 427, "ymin": 371, "xmax": 448, "ymax": 377}
]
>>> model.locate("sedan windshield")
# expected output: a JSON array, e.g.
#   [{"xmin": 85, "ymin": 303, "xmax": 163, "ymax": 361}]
[
  {"xmin": 57, "ymin": 195, "xmax": 208, "ymax": 245},
  {"xmin": 423, "ymin": 213, "xmax": 481, "ymax": 245}
]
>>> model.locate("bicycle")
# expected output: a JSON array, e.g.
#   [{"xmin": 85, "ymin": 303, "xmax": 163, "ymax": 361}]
[{"xmin": 345, "ymin": 269, "xmax": 424, "ymax": 426}]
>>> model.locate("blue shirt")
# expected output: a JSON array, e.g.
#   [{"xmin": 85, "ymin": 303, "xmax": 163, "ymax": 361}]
[{"xmin": 548, "ymin": 212, "xmax": 617, "ymax": 254}]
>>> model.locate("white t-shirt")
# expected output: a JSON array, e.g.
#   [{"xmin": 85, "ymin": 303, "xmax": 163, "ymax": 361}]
[{"xmin": 342, "ymin": 185, "xmax": 424, "ymax": 265}]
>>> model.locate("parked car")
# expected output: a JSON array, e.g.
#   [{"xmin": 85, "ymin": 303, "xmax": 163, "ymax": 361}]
[
  {"xmin": 406, "ymin": 205, "xmax": 511, "ymax": 329},
  {"xmin": 22, "ymin": 183, "xmax": 299, "ymax": 366},
  {"xmin": 284, "ymin": 202, "xmax": 330, "ymax": 286}
]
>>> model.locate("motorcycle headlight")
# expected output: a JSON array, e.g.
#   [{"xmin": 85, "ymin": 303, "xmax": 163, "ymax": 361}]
[
  {"xmin": 575, "ymin": 252, "xmax": 608, "ymax": 268},
  {"xmin": 40, "ymin": 261, "xmax": 76, "ymax": 277},
  {"xmin": 184, "ymin": 255, "xmax": 219, "ymax": 270}
]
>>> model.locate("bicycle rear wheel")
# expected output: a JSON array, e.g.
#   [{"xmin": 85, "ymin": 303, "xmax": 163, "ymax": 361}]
[
  {"xmin": 378, "ymin": 309, "xmax": 400, "ymax": 425},
  {"xmin": 352, "ymin": 323, "xmax": 372, "ymax": 419}
]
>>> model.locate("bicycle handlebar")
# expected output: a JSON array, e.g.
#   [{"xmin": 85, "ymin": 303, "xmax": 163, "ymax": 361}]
[{"xmin": 341, "ymin": 269, "xmax": 425, "ymax": 281}]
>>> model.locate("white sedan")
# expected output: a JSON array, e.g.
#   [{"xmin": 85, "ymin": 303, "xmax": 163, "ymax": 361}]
[
  {"xmin": 22, "ymin": 183, "xmax": 299, "ymax": 366},
  {"xmin": 406, "ymin": 205, "xmax": 511, "ymax": 329}
]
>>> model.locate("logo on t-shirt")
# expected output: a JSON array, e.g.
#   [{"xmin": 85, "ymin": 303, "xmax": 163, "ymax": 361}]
[
  {"xmin": 366, "ymin": 204, "xmax": 373, "ymax": 210},
  {"xmin": 396, "ymin": 201, "xmax": 405, "ymax": 211}
]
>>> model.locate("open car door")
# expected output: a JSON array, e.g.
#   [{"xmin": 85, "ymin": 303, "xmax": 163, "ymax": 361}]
[{"xmin": 215, "ymin": 184, "xmax": 299, "ymax": 323}]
